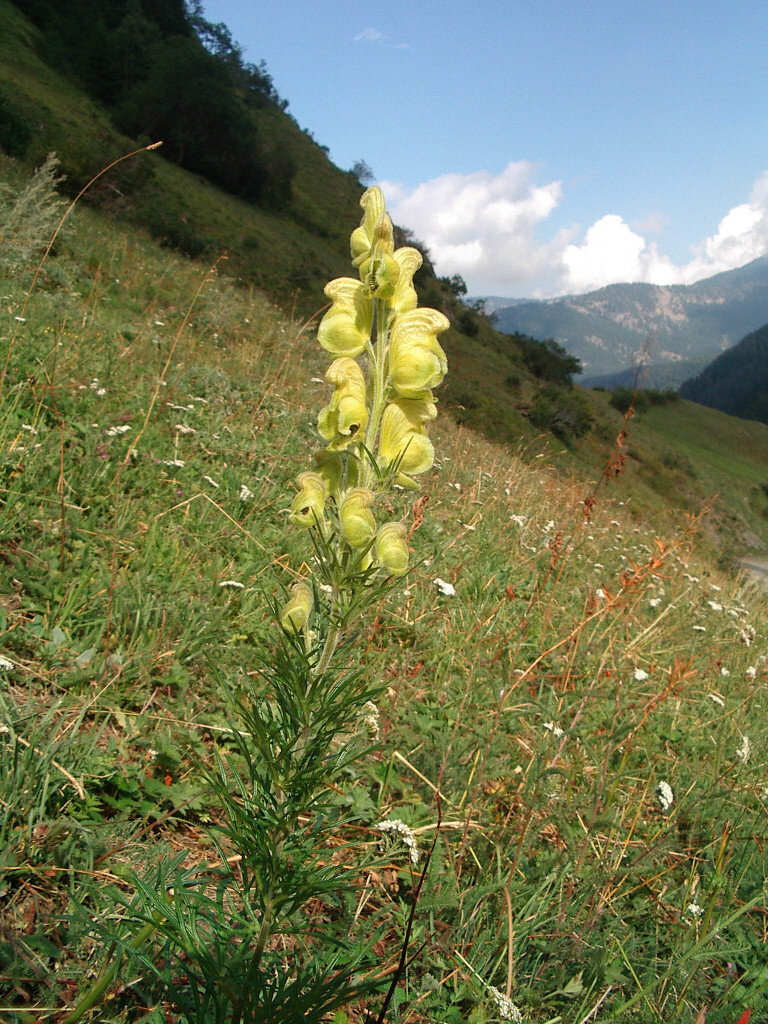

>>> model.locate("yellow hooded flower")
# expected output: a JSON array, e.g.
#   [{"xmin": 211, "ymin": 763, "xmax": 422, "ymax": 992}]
[
  {"xmin": 289, "ymin": 471, "xmax": 327, "ymax": 528},
  {"xmin": 378, "ymin": 398, "xmax": 437, "ymax": 484},
  {"xmin": 375, "ymin": 522, "xmax": 409, "ymax": 576},
  {"xmin": 350, "ymin": 186, "xmax": 390, "ymax": 267},
  {"xmin": 317, "ymin": 357, "xmax": 369, "ymax": 450},
  {"xmin": 280, "ymin": 581, "xmax": 314, "ymax": 634},
  {"xmin": 390, "ymin": 247, "xmax": 422, "ymax": 313},
  {"xmin": 339, "ymin": 488, "xmax": 377, "ymax": 548},
  {"xmin": 317, "ymin": 278, "xmax": 372, "ymax": 357},
  {"xmin": 389, "ymin": 308, "xmax": 449, "ymax": 399}
]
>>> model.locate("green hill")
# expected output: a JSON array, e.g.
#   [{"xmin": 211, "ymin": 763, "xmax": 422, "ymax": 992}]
[{"xmin": 679, "ymin": 323, "xmax": 768, "ymax": 424}]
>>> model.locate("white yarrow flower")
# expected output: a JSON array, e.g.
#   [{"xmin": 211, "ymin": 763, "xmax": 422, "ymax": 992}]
[
  {"xmin": 239, "ymin": 484, "xmax": 254, "ymax": 501},
  {"xmin": 633, "ymin": 668, "xmax": 649, "ymax": 682},
  {"xmin": 543, "ymin": 721, "xmax": 565, "ymax": 738},
  {"xmin": 0, "ymin": 656, "xmax": 14, "ymax": 671},
  {"xmin": 105, "ymin": 424, "xmax": 131, "ymax": 436},
  {"xmin": 432, "ymin": 577, "xmax": 456, "ymax": 597},
  {"xmin": 736, "ymin": 734, "xmax": 751, "ymax": 765},
  {"xmin": 686, "ymin": 903, "xmax": 704, "ymax": 917},
  {"xmin": 375, "ymin": 818, "xmax": 420, "ymax": 865},
  {"xmin": 656, "ymin": 781, "xmax": 674, "ymax": 812},
  {"xmin": 219, "ymin": 580, "xmax": 244, "ymax": 589},
  {"xmin": 487, "ymin": 987, "xmax": 524, "ymax": 1022}
]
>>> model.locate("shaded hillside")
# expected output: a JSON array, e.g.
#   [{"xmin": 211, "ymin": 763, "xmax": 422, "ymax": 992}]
[
  {"xmin": 491, "ymin": 256, "xmax": 768, "ymax": 379},
  {"xmin": 679, "ymin": 323, "xmax": 768, "ymax": 424}
]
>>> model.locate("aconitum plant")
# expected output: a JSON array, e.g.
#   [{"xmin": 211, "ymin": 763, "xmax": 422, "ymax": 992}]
[
  {"xmin": 281, "ymin": 185, "xmax": 449, "ymax": 671},
  {"xmin": 70, "ymin": 187, "xmax": 450, "ymax": 1024}
]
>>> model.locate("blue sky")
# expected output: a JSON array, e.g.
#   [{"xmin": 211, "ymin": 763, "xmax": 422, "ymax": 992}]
[{"xmin": 201, "ymin": 0, "xmax": 768, "ymax": 298}]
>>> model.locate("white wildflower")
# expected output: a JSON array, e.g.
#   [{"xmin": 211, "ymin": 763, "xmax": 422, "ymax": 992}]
[
  {"xmin": 683, "ymin": 573, "xmax": 700, "ymax": 583},
  {"xmin": 0, "ymin": 656, "xmax": 14, "ymax": 671},
  {"xmin": 720, "ymin": 667, "xmax": 730, "ymax": 677},
  {"xmin": 375, "ymin": 819, "xmax": 420, "ymax": 865},
  {"xmin": 95, "ymin": 387, "xmax": 107, "ymax": 397},
  {"xmin": 510, "ymin": 515, "xmax": 527, "ymax": 527},
  {"xmin": 656, "ymin": 781, "xmax": 674, "ymax": 812},
  {"xmin": 736, "ymin": 734, "xmax": 751, "ymax": 765},
  {"xmin": 686, "ymin": 903, "xmax": 704, "ymax": 917},
  {"xmin": 707, "ymin": 601, "xmax": 723, "ymax": 612},
  {"xmin": 14, "ymin": 315, "xmax": 26, "ymax": 323},
  {"xmin": 543, "ymin": 520, "xmax": 555, "ymax": 532},
  {"xmin": 692, "ymin": 625, "xmax": 707, "ymax": 632},
  {"xmin": 174, "ymin": 424, "xmax": 196, "ymax": 434},
  {"xmin": 239, "ymin": 484, "xmax": 254, "ymax": 501},
  {"xmin": 543, "ymin": 721, "xmax": 565, "ymax": 738},
  {"xmin": 595, "ymin": 588, "xmax": 607, "ymax": 601},
  {"xmin": 203, "ymin": 475, "xmax": 219, "ymax": 488},
  {"xmin": 361, "ymin": 700, "xmax": 380, "ymax": 741},
  {"xmin": 708, "ymin": 693, "xmax": 725, "ymax": 707},
  {"xmin": 633, "ymin": 668, "xmax": 649, "ymax": 682},
  {"xmin": 20, "ymin": 424, "xmax": 37, "ymax": 434},
  {"xmin": 161, "ymin": 459, "xmax": 185, "ymax": 468},
  {"xmin": 648, "ymin": 598, "xmax": 661, "ymax": 608},
  {"xmin": 709, "ymin": 584, "xmax": 721, "ymax": 592},
  {"xmin": 487, "ymin": 986, "xmax": 524, "ymax": 1022},
  {"xmin": 739, "ymin": 625, "xmax": 756, "ymax": 646},
  {"xmin": 746, "ymin": 666, "xmax": 757, "ymax": 679},
  {"xmin": 219, "ymin": 580, "xmax": 244, "ymax": 589},
  {"xmin": 432, "ymin": 577, "xmax": 456, "ymax": 597},
  {"xmin": 154, "ymin": 319, "xmax": 165, "ymax": 326},
  {"xmin": 167, "ymin": 402, "xmax": 195, "ymax": 412},
  {"xmin": 105, "ymin": 424, "xmax": 131, "ymax": 436},
  {"xmin": 449, "ymin": 481, "xmax": 461, "ymax": 491}
]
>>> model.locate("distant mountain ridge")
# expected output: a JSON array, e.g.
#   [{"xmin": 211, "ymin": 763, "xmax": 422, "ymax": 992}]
[{"xmin": 489, "ymin": 256, "xmax": 768, "ymax": 382}]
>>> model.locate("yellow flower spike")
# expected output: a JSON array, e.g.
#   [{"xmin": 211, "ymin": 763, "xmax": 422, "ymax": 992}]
[
  {"xmin": 289, "ymin": 471, "xmax": 327, "ymax": 528},
  {"xmin": 389, "ymin": 308, "xmax": 450, "ymax": 398},
  {"xmin": 391, "ymin": 247, "xmax": 423, "ymax": 313},
  {"xmin": 317, "ymin": 357, "xmax": 369, "ymax": 450},
  {"xmin": 339, "ymin": 488, "xmax": 377, "ymax": 548},
  {"xmin": 378, "ymin": 398, "xmax": 437, "ymax": 485},
  {"xmin": 317, "ymin": 278, "xmax": 372, "ymax": 357},
  {"xmin": 375, "ymin": 522, "xmax": 409, "ymax": 576},
  {"xmin": 280, "ymin": 582, "xmax": 314, "ymax": 634}
]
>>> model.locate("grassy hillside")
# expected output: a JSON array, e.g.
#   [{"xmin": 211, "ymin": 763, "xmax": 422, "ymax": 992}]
[{"xmin": 1, "ymin": 144, "xmax": 768, "ymax": 1024}]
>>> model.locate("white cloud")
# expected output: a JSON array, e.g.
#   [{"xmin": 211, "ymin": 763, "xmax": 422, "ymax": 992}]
[
  {"xmin": 381, "ymin": 163, "xmax": 567, "ymax": 296},
  {"xmin": 381, "ymin": 164, "xmax": 768, "ymax": 297}
]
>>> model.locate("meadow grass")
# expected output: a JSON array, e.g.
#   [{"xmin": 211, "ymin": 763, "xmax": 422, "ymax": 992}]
[{"xmin": 1, "ymin": 168, "xmax": 767, "ymax": 1024}]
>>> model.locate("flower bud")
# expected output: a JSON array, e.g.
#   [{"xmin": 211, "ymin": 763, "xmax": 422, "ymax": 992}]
[
  {"xmin": 375, "ymin": 522, "xmax": 409, "ymax": 576},
  {"xmin": 339, "ymin": 488, "xmax": 376, "ymax": 548},
  {"xmin": 317, "ymin": 278, "xmax": 372, "ymax": 357},
  {"xmin": 389, "ymin": 308, "xmax": 449, "ymax": 399},
  {"xmin": 317, "ymin": 357, "xmax": 369, "ymax": 450},
  {"xmin": 280, "ymin": 582, "xmax": 314, "ymax": 634},
  {"xmin": 289, "ymin": 471, "xmax": 326, "ymax": 528}
]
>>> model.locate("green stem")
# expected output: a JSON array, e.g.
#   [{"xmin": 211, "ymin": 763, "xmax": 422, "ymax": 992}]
[
  {"xmin": 61, "ymin": 919, "xmax": 159, "ymax": 1024},
  {"xmin": 362, "ymin": 298, "xmax": 391, "ymax": 490}
]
